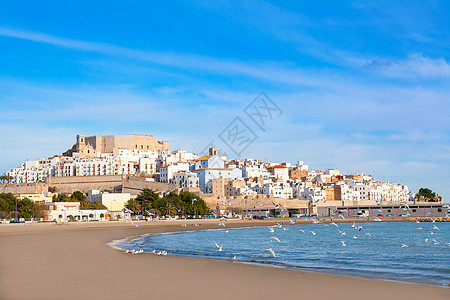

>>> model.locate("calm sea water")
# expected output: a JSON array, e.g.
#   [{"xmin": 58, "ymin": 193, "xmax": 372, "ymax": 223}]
[{"xmin": 116, "ymin": 222, "xmax": 450, "ymax": 287}]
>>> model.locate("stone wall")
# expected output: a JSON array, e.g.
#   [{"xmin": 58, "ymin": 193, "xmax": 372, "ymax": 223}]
[
  {"xmin": 0, "ymin": 182, "xmax": 48, "ymax": 196},
  {"xmin": 122, "ymin": 176, "xmax": 177, "ymax": 196},
  {"xmin": 47, "ymin": 175, "xmax": 123, "ymax": 194}
]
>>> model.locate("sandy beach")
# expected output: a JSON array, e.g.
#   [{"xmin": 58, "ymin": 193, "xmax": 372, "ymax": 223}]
[{"xmin": 1, "ymin": 220, "xmax": 448, "ymax": 300}]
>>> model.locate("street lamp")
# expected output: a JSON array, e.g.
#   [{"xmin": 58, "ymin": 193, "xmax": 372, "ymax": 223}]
[
  {"xmin": 29, "ymin": 208, "xmax": 34, "ymax": 222},
  {"xmin": 15, "ymin": 197, "xmax": 18, "ymax": 221},
  {"xmin": 192, "ymin": 198, "xmax": 198, "ymax": 219}
]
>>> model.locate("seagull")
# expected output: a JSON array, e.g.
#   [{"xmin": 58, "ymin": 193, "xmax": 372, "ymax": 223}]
[
  {"xmin": 194, "ymin": 223, "xmax": 200, "ymax": 227},
  {"xmin": 264, "ymin": 248, "xmax": 276, "ymax": 257},
  {"xmin": 270, "ymin": 236, "xmax": 281, "ymax": 242},
  {"xmin": 353, "ymin": 236, "xmax": 358, "ymax": 239},
  {"xmin": 415, "ymin": 220, "xmax": 420, "ymax": 223},
  {"xmin": 432, "ymin": 239, "xmax": 440, "ymax": 245},
  {"xmin": 218, "ymin": 222, "xmax": 226, "ymax": 227},
  {"xmin": 426, "ymin": 230, "xmax": 435, "ymax": 235},
  {"xmin": 433, "ymin": 225, "xmax": 440, "ymax": 230},
  {"xmin": 181, "ymin": 224, "xmax": 187, "ymax": 227},
  {"xmin": 374, "ymin": 217, "xmax": 381, "ymax": 222},
  {"xmin": 224, "ymin": 230, "xmax": 229, "ymax": 233},
  {"xmin": 269, "ymin": 227, "xmax": 275, "ymax": 233},
  {"xmin": 339, "ymin": 230, "xmax": 346, "ymax": 236},
  {"xmin": 340, "ymin": 241, "xmax": 346, "ymax": 247},
  {"xmin": 129, "ymin": 220, "xmax": 141, "ymax": 228},
  {"xmin": 215, "ymin": 243, "xmax": 223, "ymax": 252},
  {"xmin": 401, "ymin": 244, "xmax": 408, "ymax": 248},
  {"xmin": 299, "ymin": 229, "xmax": 305, "ymax": 233},
  {"xmin": 416, "ymin": 227, "xmax": 423, "ymax": 230},
  {"xmin": 351, "ymin": 222, "xmax": 355, "ymax": 228},
  {"xmin": 424, "ymin": 238, "xmax": 428, "ymax": 243},
  {"xmin": 283, "ymin": 227, "xmax": 289, "ymax": 231},
  {"xmin": 339, "ymin": 215, "xmax": 345, "ymax": 219},
  {"xmin": 289, "ymin": 218, "xmax": 296, "ymax": 224},
  {"xmin": 310, "ymin": 231, "xmax": 316, "ymax": 235},
  {"xmin": 276, "ymin": 223, "xmax": 282, "ymax": 228},
  {"xmin": 331, "ymin": 222, "xmax": 339, "ymax": 228},
  {"xmin": 231, "ymin": 255, "xmax": 237, "ymax": 260},
  {"xmin": 365, "ymin": 233, "xmax": 372, "ymax": 237}
]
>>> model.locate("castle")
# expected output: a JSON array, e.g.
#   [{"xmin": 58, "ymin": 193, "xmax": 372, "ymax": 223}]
[{"xmin": 64, "ymin": 134, "xmax": 169, "ymax": 157}]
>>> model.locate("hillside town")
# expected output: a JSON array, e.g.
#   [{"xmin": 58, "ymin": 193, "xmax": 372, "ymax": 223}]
[{"xmin": 1, "ymin": 134, "xmax": 445, "ymax": 222}]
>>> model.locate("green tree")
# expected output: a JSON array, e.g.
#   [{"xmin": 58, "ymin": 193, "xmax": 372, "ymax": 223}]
[
  {"xmin": 53, "ymin": 194, "xmax": 69, "ymax": 202},
  {"xmin": 132, "ymin": 188, "xmax": 160, "ymax": 215},
  {"xmin": 125, "ymin": 198, "xmax": 141, "ymax": 214},
  {"xmin": 179, "ymin": 192, "xmax": 208, "ymax": 216},
  {"xmin": 71, "ymin": 191, "xmax": 85, "ymax": 202},
  {"xmin": 416, "ymin": 188, "xmax": 436, "ymax": 201},
  {"xmin": 0, "ymin": 193, "xmax": 16, "ymax": 213},
  {"xmin": 17, "ymin": 198, "xmax": 38, "ymax": 219}
]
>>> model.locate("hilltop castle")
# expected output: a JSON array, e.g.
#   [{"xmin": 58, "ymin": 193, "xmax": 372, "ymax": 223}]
[{"xmin": 64, "ymin": 134, "xmax": 169, "ymax": 157}]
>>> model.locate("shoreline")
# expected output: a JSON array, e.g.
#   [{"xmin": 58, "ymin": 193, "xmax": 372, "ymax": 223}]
[
  {"xmin": 107, "ymin": 221, "xmax": 449, "ymax": 289},
  {"xmin": 1, "ymin": 219, "xmax": 449, "ymax": 300}
]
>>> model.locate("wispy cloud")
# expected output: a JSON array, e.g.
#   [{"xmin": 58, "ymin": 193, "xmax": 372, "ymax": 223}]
[{"xmin": 361, "ymin": 53, "xmax": 450, "ymax": 78}]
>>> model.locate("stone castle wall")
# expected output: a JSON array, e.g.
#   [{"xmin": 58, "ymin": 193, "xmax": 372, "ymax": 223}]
[
  {"xmin": 122, "ymin": 176, "xmax": 177, "ymax": 195},
  {"xmin": 47, "ymin": 175, "xmax": 123, "ymax": 194},
  {"xmin": 0, "ymin": 182, "xmax": 48, "ymax": 196}
]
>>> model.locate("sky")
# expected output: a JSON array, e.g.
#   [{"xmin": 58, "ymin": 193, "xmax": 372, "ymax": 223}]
[{"xmin": 0, "ymin": 1, "xmax": 449, "ymax": 201}]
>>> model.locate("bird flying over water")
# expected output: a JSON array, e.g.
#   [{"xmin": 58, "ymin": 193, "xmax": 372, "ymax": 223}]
[
  {"xmin": 426, "ymin": 230, "xmax": 435, "ymax": 235},
  {"xmin": 289, "ymin": 218, "xmax": 296, "ymax": 224},
  {"xmin": 416, "ymin": 227, "xmax": 422, "ymax": 230},
  {"xmin": 269, "ymin": 227, "xmax": 275, "ymax": 233},
  {"xmin": 310, "ymin": 231, "xmax": 316, "ymax": 235},
  {"xmin": 215, "ymin": 243, "xmax": 223, "ymax": 252},
  {"xmin": 299, "ymin": 229, "xmax": 305, "ymax": 233},
  {"xmin": 265, "ymin": 248, "xmax": 276, "ymax": 257},
  {"xmin": 365, "ymin": 233, "xmax": 372, "ymax": 237},
  {"xmin": 270, "ymin": 236, "xmax": 281, "ymax": 242},
  {"xmin": 401, "ymin": 244, "xmax": 408, "ymax": 248},
  {"xmin": 340, "ymin": 241, "xmax": 346, "ymax": 247},
  {"xmin": 433, "ymin": 225, "xmax": 440, "ymax": 230}
]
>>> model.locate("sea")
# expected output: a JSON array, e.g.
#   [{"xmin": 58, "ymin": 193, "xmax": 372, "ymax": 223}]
[{"xmin": 115, "ymin": 221, "xmax": 450, "ymax": 287}]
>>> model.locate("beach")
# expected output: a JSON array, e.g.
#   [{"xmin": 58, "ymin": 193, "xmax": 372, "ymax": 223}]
[{"xmin": 1, "ymin": 220, "xmax": 448, "ymax": 300}]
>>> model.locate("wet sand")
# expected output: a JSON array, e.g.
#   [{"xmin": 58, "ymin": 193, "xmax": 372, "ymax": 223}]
[{"xmin": 1, "ymin": 220, "xmax": 448, "ymax": 300}]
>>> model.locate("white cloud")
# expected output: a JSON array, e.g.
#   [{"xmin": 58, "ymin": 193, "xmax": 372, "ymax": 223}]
[{"xmin": 361, "ymin": 53, "xmax": 450, "ymax": 78}]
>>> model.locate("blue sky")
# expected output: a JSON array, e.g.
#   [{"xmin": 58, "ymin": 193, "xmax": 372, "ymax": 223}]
[{"xmin": 0, "ymin": 1, "xmax": 449, "ymax": 201}]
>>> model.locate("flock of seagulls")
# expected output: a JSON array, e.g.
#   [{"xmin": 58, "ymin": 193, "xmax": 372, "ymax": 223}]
[{"xmin": 122, "ymin": 213, "xmax": 447, "ymax": 259}]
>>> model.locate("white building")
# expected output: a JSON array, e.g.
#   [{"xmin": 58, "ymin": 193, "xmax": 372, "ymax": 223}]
[
  {"xmin": 159, "ymin": 163, "xmax": 190, "ymax": 183},
  {"xmin": 172, "ymin": 171, "xmax": 199, "ymax": 188},
  {"xmin": 88, "ymin": 190, "xmax": 131, "ymax": 211}
]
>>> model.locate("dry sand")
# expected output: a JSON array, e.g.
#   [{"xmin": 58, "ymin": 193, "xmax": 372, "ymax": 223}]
[{"xmin": 1, "ymin": 220, "xmax": 448, "ymax": 300}]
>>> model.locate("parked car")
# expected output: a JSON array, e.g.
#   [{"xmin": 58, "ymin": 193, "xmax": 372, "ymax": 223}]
[{"xmin": 356, "ymin": 211, "xmax": 369, "ymax": 217}]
